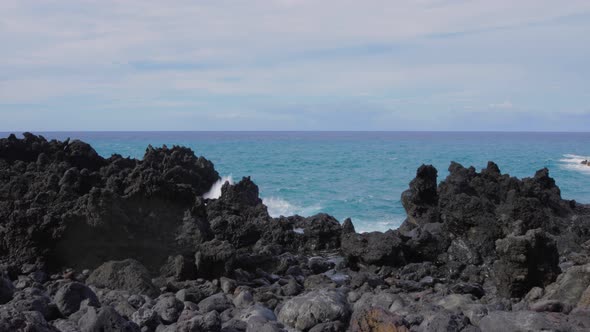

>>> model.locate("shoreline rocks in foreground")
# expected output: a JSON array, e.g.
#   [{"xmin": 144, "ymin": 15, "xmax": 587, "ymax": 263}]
[{"xmin": 1, "ymin": 132, "xmax": 590, "ymax": 332}]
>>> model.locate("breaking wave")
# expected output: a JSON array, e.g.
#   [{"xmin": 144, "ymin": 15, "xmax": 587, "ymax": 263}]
[
  {"xmin": 559, "ymin": 154, "xmax": 590, "ymax": 174},
  {"xmin": 354, "ymin": 217, "xmax": 405, "ymax": 233},
  {"xmin": 203, "ymin": 175, "xmax": 234, "ymax": 199},
  {"xmin": 263, "ymin": 196, "xmax": 322, "ymax": 218}
]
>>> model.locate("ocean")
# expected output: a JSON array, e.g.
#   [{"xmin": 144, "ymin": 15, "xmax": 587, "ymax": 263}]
[{"xmin": 5, "ymin": 131, "xmax": 589, "ymax": 232}]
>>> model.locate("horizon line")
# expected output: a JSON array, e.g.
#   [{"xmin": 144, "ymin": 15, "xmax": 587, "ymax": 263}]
[{"xmin": 1, "ymin": 130, "xmax": 590, "ymax": 134}]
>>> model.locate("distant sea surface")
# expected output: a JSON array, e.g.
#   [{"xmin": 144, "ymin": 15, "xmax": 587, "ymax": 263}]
[{"xmin": 5, "ymin": 131, "xmax": 589, "ymax": 232}]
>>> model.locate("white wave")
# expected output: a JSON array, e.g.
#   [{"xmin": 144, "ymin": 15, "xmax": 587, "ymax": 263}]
[
  {"xmin": 203, "ymin": 175, "xmax": 233, "ymax": 199},
  {"xmin": 559, "ymin": 154, "xmax": 590, "ymax": 174},
  {"xmin": 354, "ymin": 217, "xmax": 406, "ymax": 233},
  {"xmin": 263, "ymin": 196, "xmax": 322, "ymax": 218}
]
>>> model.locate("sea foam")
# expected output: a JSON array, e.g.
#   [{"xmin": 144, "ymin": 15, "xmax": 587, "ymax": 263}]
[
  {"xmin": 559, "ymin": 154, "xmax": 590, "ymax": 174},
  {"xmin": 263, "ymin": 196, "xmax": 322, "ymax": 218},
  {"xmin": 203, "ymin": 175, "xmax": 234, "ymax": 199}
]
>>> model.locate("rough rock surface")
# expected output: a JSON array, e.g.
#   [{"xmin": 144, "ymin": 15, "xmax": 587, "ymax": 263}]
[
  {"xmin": 278, "ymin": 290, "xmax": 350, "ymax": 331},
  {"xmin": 1, "ymin": 134, "xmax": 590, "ymax": 332},
  {"xmin": 87, "ymin": 259, "xmax": 158, "ymax": 297}
]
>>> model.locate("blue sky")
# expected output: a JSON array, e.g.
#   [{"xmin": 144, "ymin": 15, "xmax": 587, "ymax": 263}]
[{"xmin": 1, "ymin": 0, "xmax": 589, "ymax": 131}]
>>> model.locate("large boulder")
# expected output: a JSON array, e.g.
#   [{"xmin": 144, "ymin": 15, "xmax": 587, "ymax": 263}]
[
  {"xmin": 78, "ymin": 305, "xmax": 140, "ymax": 332},
  {"xmin": 197, "ymin": 293, "xmax": 234, "ymax": 313},
  {"xmin": 195, "ymin": 239, "xmax": 236, "ymax": 278},
  {"xmin": 539, "ymin": 263, "xmax": 590, "ymax": 308},
  {"xmin": 298, "ymin": 214, "xmax": 343, "ymax": 251},
  {"xmin": 153, "ymin": 293, "xmax": 185, "ymax": 324},
  {"xmin": 478, "ymin": 310, "xmax": 573, "ymax": 332},
  {"xmin": 349, "ymin": 306, "xmax": 408, "ymax": 332},
  {"xmin": 54, "ymin": 282, "xmax": 100, "ymax": 316},
  {"xmin": 492, "ymin": 229, "xmax": 560, "ymax": 298},
  {"xmin": 278, "ymin": 290, "xmax": 350, "ymax": 331},
  {"xmin": 401, "ymin": 164, "xmax": 439, "ymax": 227},
  {"xmin": 0, "ymin": 134, "xmax": 219, "ymax": 272},
  {"xmin": 342, "ymin": 230, "xmax": 404, "ymax": 267},
  {"xmin": 206, "ymin": 177, "xmax": 269, "ymax": 248},
  {"xmin": 0, "ymin": 306, "xmax": 55, "ymax": 332},
  {"xmin": 87, "ymin": 259, "xmax": 158, "ymax": 297}
]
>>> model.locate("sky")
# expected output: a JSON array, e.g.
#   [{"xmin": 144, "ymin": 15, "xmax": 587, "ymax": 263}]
[{"xmin": 1, "ymin": 0, "xmax": 589, "ymax": 131}]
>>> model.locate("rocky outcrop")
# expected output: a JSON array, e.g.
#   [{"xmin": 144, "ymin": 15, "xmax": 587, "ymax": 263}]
[
  {"xmin": 0, "ymin": 133, "xmax": 219, "ymax": 272},
  {"xmin": 492, "ymin": 229, "xmax": 560, "ymax": 298},
  {"xmin": 1, "ymin": 133, "xmax": 590, "ymax": 332}
]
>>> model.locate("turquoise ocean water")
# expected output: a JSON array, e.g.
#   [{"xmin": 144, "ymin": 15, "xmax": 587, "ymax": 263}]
[{"xmin": 5, "ymin": 132, "xmax": 589, "ymax": 232}]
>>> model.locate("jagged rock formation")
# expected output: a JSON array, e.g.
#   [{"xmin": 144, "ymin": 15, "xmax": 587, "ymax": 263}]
[{"xmin": 1, "ymin": 133, "xmax": 590, "ymax": 332}]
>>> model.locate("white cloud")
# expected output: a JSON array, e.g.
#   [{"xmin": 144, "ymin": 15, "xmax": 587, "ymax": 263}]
[
  {"xmin": 0, "ymin": 0, "xmax": 589, "ymax": 130},
  {"xmin": 489, "ymin": 101, "xmax": 514, "ymax": 109}
]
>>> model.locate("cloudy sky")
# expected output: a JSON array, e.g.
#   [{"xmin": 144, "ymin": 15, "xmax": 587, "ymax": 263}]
[{"xmin": 1, "ymin": 0, "xmax": 589, "ymax": 131}]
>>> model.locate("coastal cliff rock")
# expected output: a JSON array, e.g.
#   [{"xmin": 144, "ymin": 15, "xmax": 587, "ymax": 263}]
[
  {"xmin": 0, "ymin": 133, "xmax": 219, "ymax": 272},
  {"xmin": 1, "ymin": 133, "xmax": 590, "ymax": 332}
]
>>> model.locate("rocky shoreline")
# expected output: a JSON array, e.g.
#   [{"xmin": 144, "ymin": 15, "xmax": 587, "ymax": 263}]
[{"xmin": 1, "ymin": 132, "xmax": 590, "ymax": 331}]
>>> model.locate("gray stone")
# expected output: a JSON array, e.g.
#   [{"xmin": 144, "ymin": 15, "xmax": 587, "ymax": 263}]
[
  {"xmin": 541, "ymin": 263, "xmax": 590, "ymax": 307},
  {"xmin": 175, "ymin": 310, "xmax": 221, "ymax": 332},
  {"xmin": 78, "ymin": 305, "xmax": 140, "ymax": 332},
  {"xmin": 220, "ymin": 277, "xmax": 237, "ymax": 294},
  {"xmin": 131, "ymin": 306, "xmax": 161, "ymax": 330},
  {"xmin": 51, "ymin": 318, "xmax": 80, "ymax": 332},
  {"xmin": 278, "ymin": 290, "xmax": 350, "ymax": 331},
  {"xmin": 478, "ymin": 310, "xmax": 570, "ymax": 332},
  {"xmin": 55, "ymin": 282, "xmax": 100, "ymax": 316},
  {"xmin": 199, "ymin": 293, "xmax": 233, "ymax": 313},
  {"xmin": 233, "ymin": 290, "xmax": 254, "ymax": 309},
  {"xmin": 87, "ymin": 259, "xmax": 159, "ymax": 297},
  {"xmin": 154, "ymin": 293, "xmax": 185, "ymax": 324}
]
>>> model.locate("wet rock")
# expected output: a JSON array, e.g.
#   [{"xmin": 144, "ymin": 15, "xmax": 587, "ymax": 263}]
[
  {"xmin": 54, "ymin": 281, "xmax": 100, "ymax": 316},
  {"xmin": 278, "ymin": 290, "xmax": 350, "ymax": 331},
  {"xmin": 87, "ymin": 259, "xmax": 159, "ymax": 297}
]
